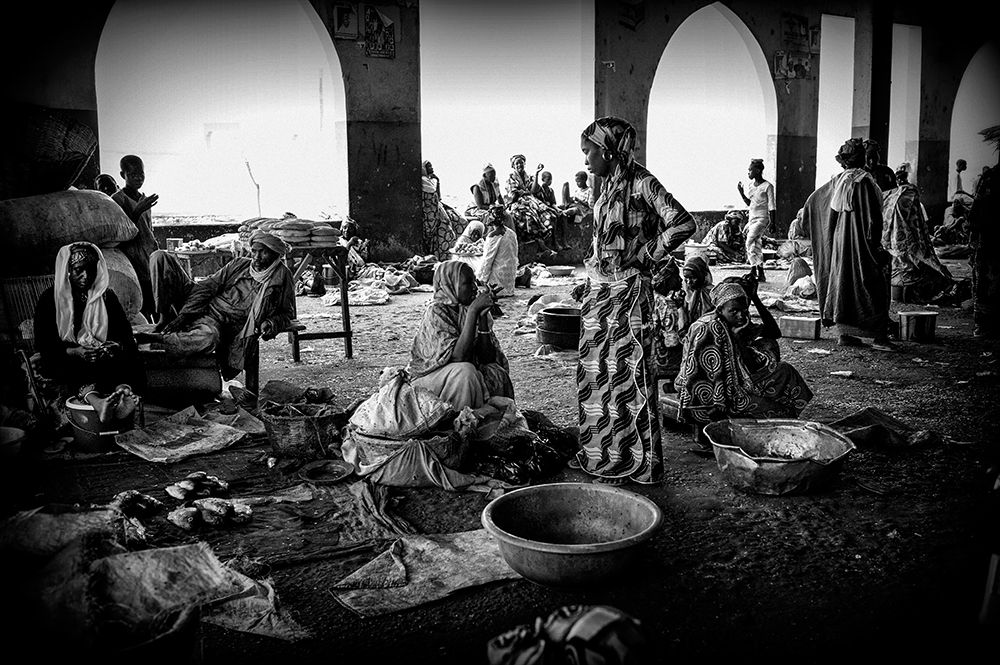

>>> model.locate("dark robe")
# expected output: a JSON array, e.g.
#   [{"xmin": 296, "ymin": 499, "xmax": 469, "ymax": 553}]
[
  {"xmin": 33, "ymin": 287, "xmax": 144, "ymax": 393},
  {"xmin": 802, "ymin": 169, "xmax": 890, "ymax": 335},
  {"xmin": 971, "ymin": 165, "xmax": 1000, "ymax": 337}
]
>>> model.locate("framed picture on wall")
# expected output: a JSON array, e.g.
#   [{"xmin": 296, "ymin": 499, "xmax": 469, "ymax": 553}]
[
  {"xmin": 809, "ymin": 25, "xmax": 821, "ymax": 54},
  {"xmin": 364, "ymin": 5, "xmax": 396, "ymax": 59},
  {"xmin": 332, "ymin": 2, "xmax": 358, "ymax": 40}
]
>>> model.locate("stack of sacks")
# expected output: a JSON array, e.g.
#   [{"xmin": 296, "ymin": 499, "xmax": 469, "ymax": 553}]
[
  {"xmin": 0, "ymin": 190, "xmax": 144, "ymax": 321},
  {"xmin": 237, "ymin": 217, "xmax": 279, "ymax": 248},
  {"xmin": 308, "ymin": 222, "xmax": 341, "ymax": 247},
  {"xmin": 271, "ymin": 218, "xmax": 316, "ymax": 248}
]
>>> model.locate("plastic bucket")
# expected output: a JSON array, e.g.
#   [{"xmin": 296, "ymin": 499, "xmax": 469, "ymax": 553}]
[
  {"xmin": 898, "ymin": 311, "xmax": 938, "ymax": 342},
  {"xmin": 65, "ymin": 397, "xmax": 135, "ymax": 453}
]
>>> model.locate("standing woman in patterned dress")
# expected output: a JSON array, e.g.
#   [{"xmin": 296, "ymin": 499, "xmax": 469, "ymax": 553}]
[
  {"xmin": 573, "ymin": 116, "xmax": 696, "ymax": 485},
  {"xmin": 421, "ymin": 161, "xmax": 459, "ymax": 259}
]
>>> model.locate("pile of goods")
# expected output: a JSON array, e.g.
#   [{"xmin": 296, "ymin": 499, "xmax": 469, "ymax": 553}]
[
  {"xmin": 451, "ymin": 238, "xmax": 484, "ymax": 256},
  {"xmin": 162, "ymin": 470, "xmax": 253, "ymax": 531},
  {"xmin": 175, "ymin": 239, "xmax": 211, "ymax": 253},
  {"xmin": 237, "ymin": 216, "xmax": 343, "ymax": 249}
]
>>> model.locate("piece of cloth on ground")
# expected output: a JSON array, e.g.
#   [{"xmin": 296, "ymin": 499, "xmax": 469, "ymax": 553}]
[
  {"xmin": 828, "ymin": 406, "xmax": 940, "ymax": 449},
  {"xmin": 330, "ymin": 530, "xmax": 519, "ymax": 617},
  {"xmin": 321, "ymin": 282, "xmax": 391, "ymax": 306},
  {"xmin": 114, "ymin": 405, "xmax": 247, "ymax": 463}
]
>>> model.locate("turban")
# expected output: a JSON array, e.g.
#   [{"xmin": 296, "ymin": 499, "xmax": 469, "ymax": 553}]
[
  {"xmin": 483, "ymin": 163, "xmax": 495, "ymax": 174},
  {"xmin": 749, "ymin": 158, "xmax": 764, "ymax": 169},
  {"xmin": 69, "ymin": 242, "xmax": 100, "ymax": 268},
  {"xmin": 510, "ymin": 154, "xmax": 526, "ymax": 167},
  {"xmin": 835, "ymin": 138, "xmax": 866, "ymax": 168},
  {"xmin": 55, "ymin": 242, "xmax": 109, "ymax": 347},
  {"xmin": 710, "ymin": 281, "xmax": 747, "ymax": 308},
  {"xmin": 250, "ymin": 230, "xmax": 290, "ymax": 256}
]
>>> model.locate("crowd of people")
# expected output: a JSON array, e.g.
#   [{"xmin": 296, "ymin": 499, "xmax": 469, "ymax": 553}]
[{"xmin": 23, "ymin": 116, "xmax": 999, "ymax": 490}]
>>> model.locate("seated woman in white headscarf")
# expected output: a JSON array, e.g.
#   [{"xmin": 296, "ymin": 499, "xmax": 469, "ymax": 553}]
[
  {"xmin": 465, "ymin": 163, "xmax": 506, "ymax": 222},
  {"xmin": 407, "ymin": 261, "xmax": 514, "ymax": 411},
  {"xmin": 477, "ymin": 206, "xmax": 519, "ymax": 298},
  {"xmin": 702, "ymin": 210, "xmax": 746, "ymax": 263},
  {"xmin": 33, "ymin": 242, "xmax": 143, "ymax": 423},
  {"xmin": 676, "ymin": 276, "xmax": 813, "ymax": 424}
]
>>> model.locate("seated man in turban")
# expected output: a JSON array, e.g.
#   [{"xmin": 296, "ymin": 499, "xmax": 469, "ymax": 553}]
[
  {"xmin": 138, "ymin": 230, "xmax": 295, "ymax": 380},
  {"xmin": 676, "ymin": 276, "xmax": 813, "ymax": 425}
]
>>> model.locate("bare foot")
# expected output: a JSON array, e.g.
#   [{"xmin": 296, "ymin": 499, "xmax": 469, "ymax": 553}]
[{"xmin": 94, "ymin": 393, "xmax": 119, "ymax": 424}]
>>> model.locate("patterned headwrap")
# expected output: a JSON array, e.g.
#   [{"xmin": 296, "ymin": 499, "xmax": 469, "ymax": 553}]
[
  {"xmin": 483, "ymin": 163, "xmax": 495, "ymax": 174},
  {"xmin": 432, "ymin": 260, "xmax": 473, "ymax": 305},
  {"xmin": 509, "ymin": 154, "xmax": 526, "ymax": 168},
  {"xmin": 55, "ymin": 242, "xmax": 109, "ymax": 347},
  {"xmin": 710, "ymin": 281, "xmax": 747, "ymax": 308},
  {"xmin": 581, "ymin": 115, "xmax": 639, "ymax": 251},
  {"xmin": 724, "ymin": 209, "xmax": 745, "ymax": 224},
  {"xmin": 484, "ymin": 206, "xmax": 506, "ymax": 227},
  {"xmin": 249, "ymin": 230, "xmax": 290, "ymax": 257},
  {"xmin": 836, "ymin": 138, "xmax": 866, "ymax": 168}
]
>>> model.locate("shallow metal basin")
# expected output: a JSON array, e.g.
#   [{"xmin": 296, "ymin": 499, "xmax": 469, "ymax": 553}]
[
  {"xmin": 704, "ymin": 419, "xmax": 856, "ymax": 496},
  {"xmin": 481, "ymin": 482, "xmax": 663, "ymax": 588}
]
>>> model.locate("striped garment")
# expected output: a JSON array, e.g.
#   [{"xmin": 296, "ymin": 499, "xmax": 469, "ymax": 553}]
[{"xmin": 575, "ymin": 275, "xmax": 663, "ymax": 484}]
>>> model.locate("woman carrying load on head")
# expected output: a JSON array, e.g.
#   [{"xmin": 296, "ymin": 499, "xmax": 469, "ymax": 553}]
[
  {"xmin": 573, "ymin": 115, "xmax": 696, "ymax": 486},
  {"xmin": 407, "ymin": 260, "xmax": 514, "ymax": 411},
  {"xmin": 676, "ymin": 277, "xmax": 813, "ymax": 425}
]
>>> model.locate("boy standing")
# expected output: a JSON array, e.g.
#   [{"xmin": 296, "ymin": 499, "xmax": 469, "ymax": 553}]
[
  {"xmin": 112, "ymin": 154, "xmax": 160, "ymax": 319},
  {"xmin": 737, "ymin": 158, "xmax": 776, "ymax": 282}
]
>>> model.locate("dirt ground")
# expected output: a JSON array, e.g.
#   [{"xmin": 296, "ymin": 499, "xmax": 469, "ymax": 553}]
[{"xmin": 5, "ymin": 258, "xmax": 999, "ymax": 664}]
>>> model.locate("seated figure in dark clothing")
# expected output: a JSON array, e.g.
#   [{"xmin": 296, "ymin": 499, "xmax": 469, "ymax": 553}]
[{"xmin": 33, "ymin": 242, "xmax": 143, "ymax": 423}]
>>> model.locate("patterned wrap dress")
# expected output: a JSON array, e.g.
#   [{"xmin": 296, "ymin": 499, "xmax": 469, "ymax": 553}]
[{"xmin": 575, "ymin": 118, "xmax": 696, "ymax": 484}]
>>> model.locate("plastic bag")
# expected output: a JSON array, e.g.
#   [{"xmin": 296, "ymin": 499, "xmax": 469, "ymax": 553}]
[{"xmin": 349, "ymin": 369, "xmax": 453, "ymax": 440}]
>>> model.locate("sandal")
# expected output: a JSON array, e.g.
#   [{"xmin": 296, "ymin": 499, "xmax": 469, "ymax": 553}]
[{"xmin": 591, "ymin": 476, "xmax": 629, "ymax": 486}]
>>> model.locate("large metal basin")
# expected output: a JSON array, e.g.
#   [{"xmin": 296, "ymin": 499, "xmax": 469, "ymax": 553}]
[
  {"xmin": 481, "ymin": 482, "xmax": 662, "ymax": 588},
  {"xmin": 704, "ymin": 419, "xmax": 856, "ymax": 496}
]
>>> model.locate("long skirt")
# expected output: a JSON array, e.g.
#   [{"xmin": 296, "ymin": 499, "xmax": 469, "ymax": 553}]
[
  {"xmin": 421, "ymin": 191, "xmax": 458, "ymax": 259},
  {"xmin": 575, "ymin": 274, "xmax": 662, "ymax": 484},
  {"xmin": 748, "ymin": 362, "xmax": 814, "ymax": 418},
  {"xmin": 410, "ymin": 361, "xmax": 513, "ymax": 411}
]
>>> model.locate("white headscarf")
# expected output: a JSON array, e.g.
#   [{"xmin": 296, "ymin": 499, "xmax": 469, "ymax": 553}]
[{"xmin": 54, "ymin": 242, "xmax": 109, "ymax": 348}]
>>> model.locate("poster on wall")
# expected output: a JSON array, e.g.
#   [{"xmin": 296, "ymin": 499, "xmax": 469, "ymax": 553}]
[
  {"xmin": 364, "ymin": 5, "xmax": 396, "ymax": 59},
  {"xmin": 781, "ymin": 13, "xmax": 809, "ymax": 51},
  {"xmin": 331, "ymin": 3, "xmax": 358, "ymax": 40},
  {"xmin": 809, "ymin": 25, "xmax": 821, "ymax": 54},
  {"xmin": 773, "ymin": 50, "xmax": 816, "ymax": 80}
]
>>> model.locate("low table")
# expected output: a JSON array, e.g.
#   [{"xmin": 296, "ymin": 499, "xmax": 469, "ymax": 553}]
[{"xmin": 284, "ymin": 244, "xmax": 353, "ymax": 359}]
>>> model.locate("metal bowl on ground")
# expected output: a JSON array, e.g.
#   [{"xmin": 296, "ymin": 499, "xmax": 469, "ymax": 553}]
[
  {"xmin": 546, "ymin": 265, "xmax": 575, "ymax": 277},
  {"xmin": 481, "ymin": 482, "xmax": 663, "ymax": 588},
  {"xmin": 703, "ymin": 419, "xmax": 856, "ymax": 496}
]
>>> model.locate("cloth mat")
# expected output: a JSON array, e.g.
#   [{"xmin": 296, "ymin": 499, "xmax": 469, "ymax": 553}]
[
  {"xmin": 330, "ymin": 529, "xmax": 519, "ymax": 617},
  {"xmin": 828, "ymin": 406, "xmax": 939, "ymax": 449}
]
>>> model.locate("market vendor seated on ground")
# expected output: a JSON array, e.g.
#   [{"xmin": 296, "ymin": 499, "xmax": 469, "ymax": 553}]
[
  {"xmin": 702, "ymin": 210, "xmax": 746, "ymax": 263},
  {"xmin": 406, "ymin": 260, "xmax": 514, "ymax": 410},
  {"xmin": 676, "ymin": 276, "xmax": 813, "ymax": 426},
  {"xmin": 136, "ymin": 230, "xmax": 295, "ymax": 381},
  {"xmin": 33, "ymin": 242, "xmax": 143, "ymax": 424}
]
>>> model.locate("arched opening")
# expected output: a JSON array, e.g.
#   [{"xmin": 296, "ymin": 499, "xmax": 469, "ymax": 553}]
[
  {"xmin": 815, "ymin": 14, "xmax": 855, "ymax": 188},
  {"xmin": 419, "ymin": 0, "xmax": 595, "ymax": 210},
  {"xmin": 949, "ymin": 40, "xmax": 1000, "ymax": 199},
  {"xmin": 888, "ymin": 23, "xmax": 921, "ymax": 184},
  {"xmin": 95, "ymin": 0, "xmax": 349, "ymax": 220},
  {"xmin": 647, "ymin": 2, "xmax": 777, "ymax": 211}
]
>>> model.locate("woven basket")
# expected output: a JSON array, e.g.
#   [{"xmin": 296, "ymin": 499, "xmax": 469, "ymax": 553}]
[{"xmin": 259, "ymin": 403, "xmax": 339, "ymax": 459}]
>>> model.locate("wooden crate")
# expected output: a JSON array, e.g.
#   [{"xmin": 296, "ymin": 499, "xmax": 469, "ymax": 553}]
[{"xmin": 779, "ymin": 315, "xmax": 821, "ymax": 340}]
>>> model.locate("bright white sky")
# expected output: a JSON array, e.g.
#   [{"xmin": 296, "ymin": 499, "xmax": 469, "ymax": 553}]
[{"xmin": 95, "ymin": 0, "xmax": 999, "ymax": 220}]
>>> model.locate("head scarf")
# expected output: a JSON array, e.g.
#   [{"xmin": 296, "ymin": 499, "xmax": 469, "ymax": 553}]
[
  {"xmin": 836, "ymin": 138, "xmax": 866, "ymax": 168},
  {"xmin": 724, "ymin": 209, "xmax": 744, "ymax": 224},
  {"xmin": 484, "ymin": 206, "xmax": 506, "ymax": 228},
  {"xmin": 683, "ymin": 255, "xmax": 714, "ymax": 319},
  {"xmin": 483, "ymin": 163, "xmax": 495, "ymax": 175},
  {"xmin": 710, "ymin": 281, "xmax": 747, "ymax": 308},
  {"xmin": 749, "ymin": 158, "xmax": 764, "ymax": 170},
  {"xmin": 510, "ymin": 154, "xmax": 526, "ymax": 168},
  {"xmin": 581, "ymin": 116, "xmax": 638, "ymax": 252},
  {"xmin": 459, "ymin": 220, "xmax": 485, "ymax": 243},
  {"xmin": 432, "ymin": 260, "xmax": 473, "ymax": 305},
  {"xmin": 683, "ymin": 256, "xmax": 713, "ymax": 284},
  {"xmin": 54, "ymin": 242, "xmax": 109, "ymax": 347},
  {"xmin": 250, "ymin": 230, "xmax": 289, "ymax": 258}
]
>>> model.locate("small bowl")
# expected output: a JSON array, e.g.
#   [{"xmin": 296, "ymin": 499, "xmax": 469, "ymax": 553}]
[
  {"xmin": 482, "ymin": 482, "xmax": 662, "ymax": 588},
  {"xmin": 704, "ymin": 419, "xmax": 856, "ymax": 495},
  {"xmin": 546, "ymin": 265, "xmax": 575, "ymax": 277}
]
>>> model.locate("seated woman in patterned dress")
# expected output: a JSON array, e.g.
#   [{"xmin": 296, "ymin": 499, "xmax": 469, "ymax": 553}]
[
  {"xmin": 652, "ymin": 255, "xmax": 714, "ymax": 391},
  {"xmin": 676, "ymin": 276, "xmax": 813, "ymax": 424},
  {"xmin": 465, "ymin": 163, "xmax": 506, "ymax": 222},
  {"xmin": 407, "ymin": 260, "xmax": 514, "ymax": 411},
  {"xmin": 505, "ymin": 154, "xmax": 557, "ymax": 258}
]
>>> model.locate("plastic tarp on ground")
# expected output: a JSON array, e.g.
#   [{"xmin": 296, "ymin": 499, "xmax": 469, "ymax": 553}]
[{"xmin": 330, "ymin": 529, "xmax": 519, "ymax": 617}]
